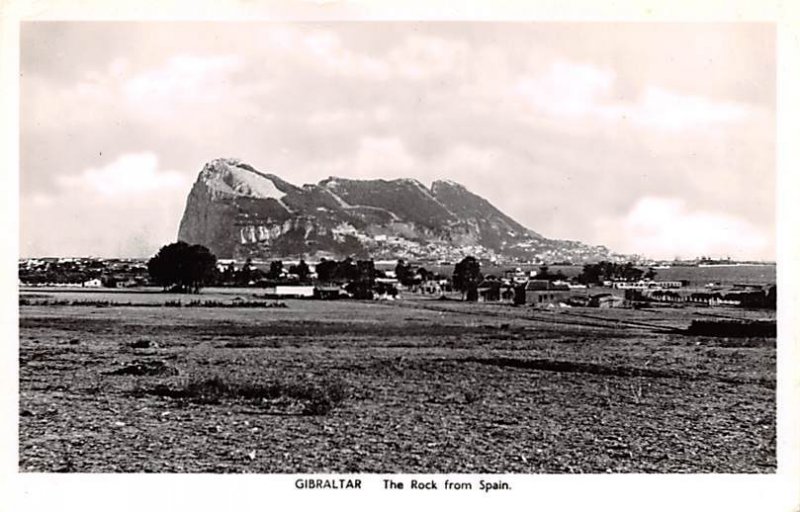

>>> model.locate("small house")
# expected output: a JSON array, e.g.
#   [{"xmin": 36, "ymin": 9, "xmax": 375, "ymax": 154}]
[
  {"xmin": 477, "ymin": 281, "xmax": 501, "ymax": 302},
  {"xmin": 521, "ymin": 280, "xmax": 571, "ymax": 306},
  {"xmin": 565, "ymin": 295, "xmax": 591, "ymax": 307},
  {"xmin": 477, "ymin": 280, "xmax": 516, "ymax": 303},
  {"xmin": 589, "ymin": 293, "xmax": 625, "ymax": 308}
]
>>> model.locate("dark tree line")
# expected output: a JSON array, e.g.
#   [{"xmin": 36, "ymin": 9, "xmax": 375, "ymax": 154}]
[
  {"xmin": 218, "ymin": 258, "xmax": 311, "ymax": 286},
  {"xmin": 315, "ymin": 257, "xmax": 378, "ymax": 299},
  {"xmin": 394, "ymin": 259, "xmax": 436, "ymax": 287},
  {"xmin": 576, "ymin": 261, "xmax": 656, "ymax": 285},
  {"xmin": 534, "ymin": 265, "xmax": 568, "ymax": 282},
  {"xmin": 147, "ymin": 242, "xmax": 315, "ymax": 292}
]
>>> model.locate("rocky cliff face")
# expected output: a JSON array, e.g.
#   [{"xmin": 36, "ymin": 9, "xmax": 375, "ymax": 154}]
[{"xmin": 177, "ymin": 158, "xmax": 612, "ymax": 262}]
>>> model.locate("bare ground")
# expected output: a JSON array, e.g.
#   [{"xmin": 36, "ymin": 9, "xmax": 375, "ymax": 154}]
[{"xmin": 18, "ymin": 295, "xmax": 776, "ymax": 473}]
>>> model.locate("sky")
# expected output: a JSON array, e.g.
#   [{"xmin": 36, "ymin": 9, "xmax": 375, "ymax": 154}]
[{"xmin": 19, "ymin": 22, "xmax": 776, "ymax": 260}]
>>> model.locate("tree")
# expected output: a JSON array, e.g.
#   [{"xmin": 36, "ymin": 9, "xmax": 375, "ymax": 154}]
[
  {"xmin": 334, "ymin": 257, "xmax": 359, "ymax": 282},
  {"xmin": 267, "ymin": 260, "xmax": 284, "ymax": 280},
  {"xmin": 147, "ymin": 241, "xmax": 217, "ymax": 293},
  {"xmin": 395, "ymin": 259, "xmax": 415, "ymax": 286},
  {"xmin": 577, "ymin": 261, "xmax": 645, "ymax": 285},
  {"xmin": 452, "ymin": 256, "xmax": 482, "ymax": 301},
  {"xmin": 417, "ymin": 266, "xmax": 433, "ymax": 282},
  {"xmin": 237, "ymin": 258, "xmax": 254, "ymax": 286},
  {"xmin": 221, "ymin": 262, "xmax": 236, "ymax": 284},
  {"xmin": 315, "ymin": 259, "xmax": 337, "ymax": 283},
  {"xmin": 344, "ymin": 260, "xmax": 377, "ymax": 299},
  {"xmin": 288, "ymin": 259, "xmax": 311, "ymax": 283},
  {"xmin": 356, "ymin": 259, "xmax": 377, "ymax": 285},
  {"xmin": 536, "ymin": 265, "xmax": 567, "ymax": 282}
]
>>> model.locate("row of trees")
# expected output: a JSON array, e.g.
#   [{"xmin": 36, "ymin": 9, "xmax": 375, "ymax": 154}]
[
  {"xmin": 394, "ymin": 259, "xmax": 439, "ymax": 287},
  {"xmin": 145, "ymin": 243, "xmax": 550, "ymax": 298},
  {"xmin": 575, "ymin": 261, "xmax": 656, "ymax": 285},
  {"xmin": 146, "ymin": 243, "xmax": 387, "ymax": 295},
  {"xmin": 146, "ymin": 242, "xmax": 657, "ymax": 297},
  {"xmin": 219, "ymin": 259, "xmax": 311, "ymax": 285}
]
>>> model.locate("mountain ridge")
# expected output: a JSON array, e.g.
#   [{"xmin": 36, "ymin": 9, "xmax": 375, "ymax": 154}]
[{"xmin": 177, "ymin": 158, "xmax": 613, "ymax": 263}]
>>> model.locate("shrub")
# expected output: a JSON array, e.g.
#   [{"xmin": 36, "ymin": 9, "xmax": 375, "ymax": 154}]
[{"xmin": 146, "ymin": 373, "xmax": 348, "ymax": 415}]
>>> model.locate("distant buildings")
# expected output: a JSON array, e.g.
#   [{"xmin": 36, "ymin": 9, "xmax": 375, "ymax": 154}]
[
  {"xmin": 19, "ymin": 256, "xmax": 776, "ymax": 310},
  {"xmin": 519, "ymin": 280, "xmax": 572, "ymax": 306}
]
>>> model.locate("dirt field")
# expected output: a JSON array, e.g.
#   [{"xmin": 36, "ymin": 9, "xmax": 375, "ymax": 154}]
[{"xmin": 18, "ymin": 290, "xmax": 776, "ymax": 473}]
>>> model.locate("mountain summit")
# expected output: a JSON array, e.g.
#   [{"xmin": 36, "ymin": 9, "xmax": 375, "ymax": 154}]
[{"xmin": 177, "ymin": 158, "xmax": 611, "ymax": 262}]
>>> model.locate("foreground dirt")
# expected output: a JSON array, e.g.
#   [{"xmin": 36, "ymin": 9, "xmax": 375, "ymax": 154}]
[{"xmin": 18, "ymin": 297, "xmax": 776, "ymax": 473}]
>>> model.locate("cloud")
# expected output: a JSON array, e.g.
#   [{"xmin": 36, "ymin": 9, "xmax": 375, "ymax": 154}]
[
  {"xmin": 56, "ymin": 152, "xmax": 189, "ymax": 198},
  {"xmin": 600, "ymin": 197, "xmax": 772, "ymax": 260},
  {"xmin": 22, "ymin": 152, "xmax": 192, "ymax": 258},
  {"xmin": 123, "ymin": 54, "xmax": 244, "ymax": 104},
  {"xmin": 19, "ymin": 23, "xmax": 775, "ymax": 260},
  {"xmin": 515, "ymin": 61, "xmax": 615, "ymax": 117},
  {"xmin": 515, "ymin": 60, "xmax": 752, "ymax": 131},
  {"xmin": 387, "ymin": 34, "xmax": 470, "ymax": 80},
  {"xmin": 601, "ymin": 86, "xmax": 750, "ymax": 131},
  {"xmin": 322, "ymin": 136, "xmax": 418, "ymax": 179}
]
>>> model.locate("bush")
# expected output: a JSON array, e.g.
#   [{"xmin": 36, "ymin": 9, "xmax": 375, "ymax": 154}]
[{"xmin": 146, "ymin": 374, "xmax": 348, "ymax": 415}]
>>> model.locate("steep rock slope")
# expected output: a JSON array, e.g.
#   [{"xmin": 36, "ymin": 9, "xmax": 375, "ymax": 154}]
[{"xmin": 177, "ymin": 158, "xmax": 611, "ymax": 262}]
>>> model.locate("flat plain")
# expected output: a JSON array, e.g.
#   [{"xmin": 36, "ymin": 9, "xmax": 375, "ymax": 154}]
[{"xmin": 18, "ymin": 289, "xmax": 776, "ymax": 473}]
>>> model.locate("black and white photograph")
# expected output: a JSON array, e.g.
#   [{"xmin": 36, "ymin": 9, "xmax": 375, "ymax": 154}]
[{"xmin": 4, "ymin": 2, "xmax": 800, "ymax": 510}]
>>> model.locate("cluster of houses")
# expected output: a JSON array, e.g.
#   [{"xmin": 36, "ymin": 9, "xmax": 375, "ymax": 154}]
[
  {"xmin": 472, "ymin": 276, "xmax": 775, "ymax": 310},
  {"xmin": 625, "ymin": 283, "xmax": 776, "ymax": 309},
  {"xmin": 475, "ymin": 279, "xmax": 625, "ymax": 308},
  {"xmin": 20, "ymin": 257, "xmax": 776, "ymax": 310},
  {"xmin": 18, "ymin": 257, "xmax": 150, "ymax": 288}
]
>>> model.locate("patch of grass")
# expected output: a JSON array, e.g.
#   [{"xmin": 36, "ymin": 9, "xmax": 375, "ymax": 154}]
[
  {"xmin": 129, "ymin": 339, "xmax": 158, "ymax": 349},
  {"xmin": 107, "ymin": 361, "xmax": 179, "ymax": 377},
  {"xmin": 185, "ymin": 299, "xmax": 288, "ymax": 308},
  {"xmin": 145, "ymin": 373, "xmax": 348, "ymax": 415},
  {"xmin": 19, "ymin": 298, "xmax": 287, "ymax": 308},
  {"xmin": 462, "ymin": 389, "xmax": 483, "ymax": 404},
  {"xmin": 74, "ymin": 300, "xmax": 109, "ymax": 307},
  {"xmin": 19, "ymin": 298, "xmax": 71, "ymax": 306}
]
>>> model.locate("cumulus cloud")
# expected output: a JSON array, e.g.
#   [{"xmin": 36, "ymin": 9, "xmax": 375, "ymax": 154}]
[
  {"xmin": 56, "ymin": 152, "xmax": 189, "ymax": 197},
  {"xmin": 600, "ymin": 197, "xmax": 771, "ymax": 260},
  {"xmin": 22, "ymin": 152, "xmax": 192, "ymax": 258}
]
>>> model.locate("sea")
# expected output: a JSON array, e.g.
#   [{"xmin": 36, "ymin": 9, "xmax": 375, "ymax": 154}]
[{"xmin": 407, "ymin": 263, "xmax": 777, "ymax": 287}]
